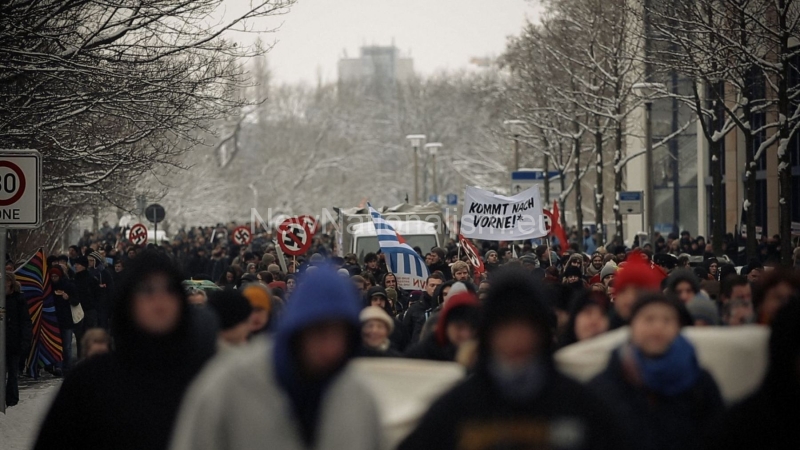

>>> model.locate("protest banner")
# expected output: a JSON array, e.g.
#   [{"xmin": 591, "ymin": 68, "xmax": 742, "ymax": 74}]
[{"xmin": 460, "ymin": 185, "xmax": 547, "ymax": 240}]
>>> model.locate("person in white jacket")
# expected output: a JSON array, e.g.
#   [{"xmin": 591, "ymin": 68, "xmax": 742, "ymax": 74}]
[{"xmin": 169, "ymin": 267, "xmax": 383, "ymax": 450}]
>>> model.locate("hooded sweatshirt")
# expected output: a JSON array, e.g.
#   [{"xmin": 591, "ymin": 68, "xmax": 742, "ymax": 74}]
[
  {"xmin": 169, "ymin": 267, "xmax": 382, "ymax": 450},
  {"xmin": 399, "ymin": 267, "xmax": 625, "ymax": 450},
  {"xmin": 35, "ymin": 251, "xmax": 217, "ymax": 450}
]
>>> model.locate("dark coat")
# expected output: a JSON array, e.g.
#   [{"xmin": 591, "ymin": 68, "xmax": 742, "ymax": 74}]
[
  {"xmin": 72, "ymin": 269, "xmax": 100, "ymax": 312},
  {"xmin": 402, "ymin": 292, "xmax": 436, "ymax": 344},
  {"xmin": 428, "ymin": 261, "xmax": 451, "ymax": 280},
  {"xmin": 5, "ymin": 291, "xmax": 32, "ymax": 356},
  {"xmin": 357, "ymin": 345, "xmax": 402, "ymax": 358},
  {"xmin": 52, "ymin": 278, "xmax": 79, "ymax": 329},
  {"xmin": 34, "ymin": 252, "xmax": 217, "ymax": 450},
  {"xmin": 398, "ymin": 367, "xmax": 625, "ymax": 450},
  {"xmin": 705, "ymin": 300, "xmax": 800, "ymax": 450},
  {"xmin": 403, "ymin": 333, "xmax": 456, "ymax": 362},
  {"xmin": 588, "ymin": 350, "xmax": 724, "ymax": 450}
]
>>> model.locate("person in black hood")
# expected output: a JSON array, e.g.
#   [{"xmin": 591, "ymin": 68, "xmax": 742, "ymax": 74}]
[
  {"xmin": 398, "ymin": 267, "xmax": 625, "ymax": 450},
  {"xmin": 707, "ymin": 298, "xmax": 800, "ymax": 450},
  {"xmin": 35, "ymin": 250, "xmax": 217, "ymax": 450}
]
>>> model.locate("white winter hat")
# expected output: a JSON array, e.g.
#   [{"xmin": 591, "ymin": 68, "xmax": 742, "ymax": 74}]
[{"xmin": 359, "ymin": 306, "xmax": 394, "ymax": 333}]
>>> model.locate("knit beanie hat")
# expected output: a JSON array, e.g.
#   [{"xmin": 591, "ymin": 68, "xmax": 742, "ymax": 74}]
[
  {"xmin": 267, "ymin": 264, "xmax": 281, "ymax": 274},
  {"xmin": 600, "ymin": 261, "xmax": 618, "ymax": 281},
  {"xmin": 74, "ymin": 255, "xmax": 89, "ymax": 268},
  {"xmin": 242, "ymin": 284, "xmax": 272, "ymax": 315},
  {"xmin": 685, "ymin": 293, "xmax": 720, "ymax": 326},
  {"xmin": 208, "ymin": 289, "xmax": 253, "ymax": 330},
  {"xmin": 563, "ymin": 266, "xmax": 583, "ymax": 279},
  {"xmin": 89, "ymin": 251, "xmax": 104, "ymax": 264},
  {"xmin": 359, "ymin": 306, "xmax": 394, "ymax": 333},
  {"xmin": 261, "ymin": 253, "xmax": 276, "ymax": 266},
  {"xmin": 614, "ymin": 252, "xmax": 665, "ymax": 293},
  {"xmin": 50, "ymin": 265, "xmax": 64, "ymax": 278}
]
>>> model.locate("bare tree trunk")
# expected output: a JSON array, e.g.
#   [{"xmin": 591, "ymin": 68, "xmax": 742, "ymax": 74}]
[
  {"xmin": 707, "ymin": 82, "xmax": 724, "ymax": 256},
  {"xmin": 710, "ymin": 136, "xmax": 724, "ymax": 256},
  {"xmin": 595, "ymin": 130, "xmax": 604, "ymax": 247},
  {"xmin": 574, "ymin": 136, "xmax": 583, "ymax": 252},
  {"xmin": 777, "ymin": 1, "xmax": 793, "ymax": 266},
  {"xmin": 613, "ymin": 124, "xmax": 624, "ymax": 247},
  {"xmin": 744, "ymin": 127, "xmax": 758, "ymax": 259}
]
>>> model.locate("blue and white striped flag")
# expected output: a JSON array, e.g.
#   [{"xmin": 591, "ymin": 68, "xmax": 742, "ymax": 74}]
[{"xmin": 368, "ymin": 203, "xmax": 430, "ymax": 290}]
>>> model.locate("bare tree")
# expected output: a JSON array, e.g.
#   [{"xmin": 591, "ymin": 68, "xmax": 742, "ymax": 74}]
[{"xmin": 0, "ymin": 0, "xmax": 294, "ymax": 249}]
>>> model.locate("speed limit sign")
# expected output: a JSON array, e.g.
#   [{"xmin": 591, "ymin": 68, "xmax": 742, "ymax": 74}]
[{"xmin": 0, "ymin": 150, "xmax": 42, "ymax": 228}]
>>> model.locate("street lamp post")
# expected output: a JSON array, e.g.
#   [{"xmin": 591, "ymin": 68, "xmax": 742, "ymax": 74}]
[
  {"xmin": 406, "ymin": 135, "xmax": 426, "ymax": 204},
  {"xmin": 503, "ymin": 120, "xmax": 526, "ymax": 172},
  {"xmin": 425, "ymin": 143, "xmax": 442, "ymax": 202},
  {"xmin": 632, "ymin": 82, "xmax": 665, "ymax": 245}
]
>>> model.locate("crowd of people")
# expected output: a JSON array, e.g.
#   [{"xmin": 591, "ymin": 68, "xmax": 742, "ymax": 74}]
[{"xmin": 3, "ymin": 220, "xmax": 800, "ymax": 449}]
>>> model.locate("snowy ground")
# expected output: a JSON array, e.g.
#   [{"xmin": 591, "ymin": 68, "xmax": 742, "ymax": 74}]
[{"xmin": 1, "ymin": 375, "xmax": 61, "ymax": 450}]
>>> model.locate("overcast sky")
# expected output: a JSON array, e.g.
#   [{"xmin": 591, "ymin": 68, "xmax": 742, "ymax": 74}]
[{"xmin": 235, "ymin": 0, "xmax": 541, "ymax": 85}]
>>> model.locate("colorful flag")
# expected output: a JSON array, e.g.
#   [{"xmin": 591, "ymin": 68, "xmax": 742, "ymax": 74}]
[
  {"xmin": 15, "ymin": 249, "xmax": 62, "ymax": 377},
  {"xmin": 551, "ymin": 201, "xmax": 570, "ymax": 255},
  {"xmin": 368, "ymin": 204, "xmax": 430, "ymax": 290}
]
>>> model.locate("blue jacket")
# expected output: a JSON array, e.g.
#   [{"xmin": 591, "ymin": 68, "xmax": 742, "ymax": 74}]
[{"xmin": 273, "ymin": 266, "xmax": 362, "ymax": 446}]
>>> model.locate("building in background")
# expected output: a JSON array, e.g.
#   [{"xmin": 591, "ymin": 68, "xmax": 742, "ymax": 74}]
[{"xmin": 338, "ymin": 45, "xmax": 414, "ymax": 96}]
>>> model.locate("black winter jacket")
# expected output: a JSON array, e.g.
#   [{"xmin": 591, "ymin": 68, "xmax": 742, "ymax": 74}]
[
  {"xmin": 5, "ymin": 291, "xmax": 32, "ymax": 356},
  {"xmin": 403, "ymin": 333, "xmax": 457, "ymax": 362},
  {"xmin": 402, "ymin": 292, "xmax": 436, "ymax": 344},
  {"xmin": 398, "ymin": 366, "xmax": 625, "ymax": 450},
  {"xmin": 52, "ymin": 278, "xmax": 79, "ymax": 329},
  {"xmin": 588, "ymin": 350, "xmax": 724, "ymax": 450},
  {"xmin": 72, "ymin": 270, "xmax": 100, "ymax": 312}
]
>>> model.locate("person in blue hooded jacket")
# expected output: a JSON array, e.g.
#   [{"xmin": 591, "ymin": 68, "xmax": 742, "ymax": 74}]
[
  {"xmin": 588, "ymin": 292, "xmax": 724, "ymax": 450},
  {"xmin": 169, "ymin": 266, "xmax": 382, "ymax": 450}
]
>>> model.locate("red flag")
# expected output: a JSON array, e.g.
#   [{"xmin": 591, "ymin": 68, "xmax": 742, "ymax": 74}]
[{"xmin": 551, "ymin": 201, "xmax": 570, "ymax": 255}]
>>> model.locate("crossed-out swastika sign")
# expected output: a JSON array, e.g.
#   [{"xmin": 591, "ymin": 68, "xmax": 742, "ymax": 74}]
[
  {"xmin": 278, "ymin": 219, "xmax": 313, "ymax": 257},
  {"xmin": 129, "ymin": 223, "xmax": 148, "ymax": 246}
]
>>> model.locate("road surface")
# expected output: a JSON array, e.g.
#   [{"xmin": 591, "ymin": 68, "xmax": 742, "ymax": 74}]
[{"xmin": 1, "ymin": 375, "xmax": 61, "ymax": 450}]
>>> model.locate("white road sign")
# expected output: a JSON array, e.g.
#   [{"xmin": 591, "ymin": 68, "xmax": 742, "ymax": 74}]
[{"xmin": 0, "ymin": 150, "xmax": 42, "ymax": 228}]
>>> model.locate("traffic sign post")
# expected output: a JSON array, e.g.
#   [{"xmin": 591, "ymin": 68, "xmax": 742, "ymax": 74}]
[
  {"xmin": 0, "ymin": 149, "xmax": 42, "ymax": 414},
  {"xmin": 619, "ymin": 191, "xmax": 644, "ymax": 215},
  {"xmin": 510, "ymin": 169, "xmax": 561, "ymax": 195},
  {"xmin": 129, "ymin": 223, "xmax": 149, "ymax": 247},
  {"xmin": 144, "ymin": 203, "xmax": 166, "ymax": 245}
]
